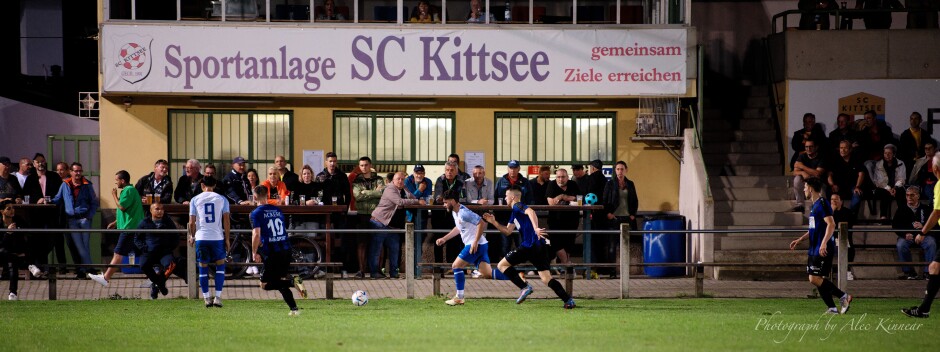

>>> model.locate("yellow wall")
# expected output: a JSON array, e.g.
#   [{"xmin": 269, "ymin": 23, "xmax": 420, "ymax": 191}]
[{"xmin": 99, "ymin": 97, "xmax": 679, "ymax": 212}]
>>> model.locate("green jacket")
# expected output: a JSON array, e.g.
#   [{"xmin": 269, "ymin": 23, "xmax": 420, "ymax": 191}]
[{"xmin": 352, "ymin": 173, "xmax": 386, "ymax": 215}]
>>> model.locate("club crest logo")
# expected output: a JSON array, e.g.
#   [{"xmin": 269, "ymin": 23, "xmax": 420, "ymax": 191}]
[{"xmin": 115, "ymin": 36, "xmax": 153, "ymax": 84}]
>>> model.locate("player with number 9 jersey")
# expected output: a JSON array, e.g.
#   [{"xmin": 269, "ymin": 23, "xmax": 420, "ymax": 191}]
[{"xmin": 190, "ymin": 191, "xmax": 231, "ymax": 241}]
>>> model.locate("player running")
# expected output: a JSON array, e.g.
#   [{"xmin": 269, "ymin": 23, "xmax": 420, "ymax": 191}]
[
  {"xmin": 250, "ymin": 185, "xmax": 307, "ymax": 316},
  {"xmin": 482, "ymin": 187, "xmax": 576, "ymax": 309},
  {"xmin": 436, "ymin": 189, "xmax": 511, "ymax": 306},
  {"xmin": 188, "ymin": 176, "xmax": 231, "ymax": 308},
  {"xmin": 789, "ymin": 178, "xmax": 852, "ymax": 314}
]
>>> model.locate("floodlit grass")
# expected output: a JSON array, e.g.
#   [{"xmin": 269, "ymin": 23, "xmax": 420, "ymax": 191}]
[{"xmin": 0, "ymin": 298, "xmax": 934, "ymax": 351}]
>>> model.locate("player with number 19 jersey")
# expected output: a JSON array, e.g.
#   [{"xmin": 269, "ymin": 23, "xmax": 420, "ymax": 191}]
[
  {"xmin": 190, "ymin": 192, "xmax": 230, "ymax": 241},
  {"xmin": 250, "ymin": 204, "xmax": 290, "ymax": 255}
]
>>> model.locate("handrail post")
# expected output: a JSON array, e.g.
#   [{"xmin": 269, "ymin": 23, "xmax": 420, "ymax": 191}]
[
  {"xmin": 187, "ymin": 230, "xmax": 198, "ymax": 299},
  {"xmin": 48, "ymin": 268, "xmax": 57, "ymax": 300},
  {"xmin": 837, "ymin": 222, "xmax": 848, "ymax": 291},
  {"xmin": 695, "ymin": 264, "xmax": 704, "ymax": 297},
  {"xmin": 620, "ymin": 223, "xmax": 630, "ymax": 299},
  {"xmin": 406, "ymin": 223, "xmax": 415, "ymax": 299}
]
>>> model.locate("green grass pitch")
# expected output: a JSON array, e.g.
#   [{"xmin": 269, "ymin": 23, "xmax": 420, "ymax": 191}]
[{"xmin": 1, "ymin": 298, "xmax": 933, "ymax": 351}]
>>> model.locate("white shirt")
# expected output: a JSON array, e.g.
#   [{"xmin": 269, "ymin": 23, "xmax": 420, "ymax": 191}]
[
  {"xmin": 15, "ymin": 172, "xmax": 28, "ymax": 188},
  {"xmin": 452, "ymin": 204, "xmax": 487, "ymax": 246},
  {"xmin": 189, "ymin": 191, "xmax": 230, "ymax": 241}
]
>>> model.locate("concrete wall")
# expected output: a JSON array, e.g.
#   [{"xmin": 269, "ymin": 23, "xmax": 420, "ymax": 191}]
[
  {"xmin": 0, "ymin": 96, "xmax": 99, "ymax": 161},
  {"xmin": 98, "ymin": 97, "xmax": 681, "ymax": 211},
  {"xmin": 679, "ymin": 129, "xmax": 714, "ymax": 277}
]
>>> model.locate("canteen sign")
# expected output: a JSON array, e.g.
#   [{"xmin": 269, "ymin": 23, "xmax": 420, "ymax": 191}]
[{"xmin": 102, "ymin": 24, "xmax": 688, "ymax": 96}]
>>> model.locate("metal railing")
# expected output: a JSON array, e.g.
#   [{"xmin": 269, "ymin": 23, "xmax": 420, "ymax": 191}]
[
  {"xmin": 771, "ymin": 8, "xmax": 933, "ymax": 33},
  {"xmin": 8, "ymin": 222, "xmax": 929, "ymax": 300}
]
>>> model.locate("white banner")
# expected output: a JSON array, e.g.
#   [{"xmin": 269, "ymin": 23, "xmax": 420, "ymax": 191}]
[{"xmin": 102, "ymin": 24, "xmax": 689, "ymax": 96}]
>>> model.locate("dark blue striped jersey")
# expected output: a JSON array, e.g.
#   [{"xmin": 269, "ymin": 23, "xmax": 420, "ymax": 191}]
[
  {"xmin": 807, "ymin": 197, "xmax": 834, "ymax": 257},
  {"xmin": 508, "ymin": 203, "xmax": 546, "ymax": 248},
  {"xmin": 250, "ymin": 204, "xmax": 291, "ymax": 255}
]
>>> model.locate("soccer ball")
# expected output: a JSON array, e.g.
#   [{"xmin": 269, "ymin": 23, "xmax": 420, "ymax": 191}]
[
  {"xmin": 584, "ymin": 193, "xmax": 598, "ymax": 205},
  {"xmin": 351, "ymin": 290, "xmax": 369, "ymax": 306}
]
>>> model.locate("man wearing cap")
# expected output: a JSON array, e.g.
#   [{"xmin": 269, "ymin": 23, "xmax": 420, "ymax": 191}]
[
  {"xmin": 494, "ymin": 160, "xmax": 532, "ymax": 257},
  {"xmin": 0, "ymin": 157, "xmax": 23, "ymax": 203},
  {"xmin": 135, "ymin": 159, "xmax": 174, "ymax": 205},
  {"xmin": 586, "ymin": 159, "xmax": 608, "ymax": 200},
  {"xmin": 223, "ymin": 156, "xmax": 252, "ymax": 205},
  {"xmin": 405, "ymin": 164, "xmax": 433, "ymax": 229}
]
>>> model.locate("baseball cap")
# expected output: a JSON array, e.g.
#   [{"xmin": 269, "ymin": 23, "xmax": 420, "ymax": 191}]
[
  {"xmin": 590, "ymin": 159, "xmax": 603, "ymax": 169},
  {"xmin": 413, "ymin": 164, "xmax": 425, "ymax": 172},
  {"xmin": 507, "ymin": 160, "xmax": 520, "ymax": 168},
  {"xmin": 0, "ymin": 156, "xmax": 10, "ymax": 166},
  {"xmin": 571, "ymin": 164, "xmax": 584, "ymax": 170},
  {"xmin": 232, "ymin": 156, "xmax": 246, "ymax": 164}
]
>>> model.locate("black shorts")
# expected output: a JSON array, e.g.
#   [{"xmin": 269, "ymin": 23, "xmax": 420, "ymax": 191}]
[
  {"xmin": 505, "ymin": 245, "xmax": 552, "ymax": 272},
  {"xmin": 260, "ymin": 251, "xmax": 292, "ymax": 282},
  {"xmin": 806, "ymin": 255, "xmax": 832, "ymax": 277},
  {"xmin": 113, "ymin": 233, "xmax": 143, "ymax": 256}
]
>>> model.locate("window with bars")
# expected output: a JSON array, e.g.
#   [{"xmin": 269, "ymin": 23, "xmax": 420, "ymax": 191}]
[
  {"xmin": 333, "ymin": 111, "xmax": 454, "ymax": 164},
  {"xmin": 168, "ymin": 110, "xmax": 293, "ymax": 181},
  {"xmin": 495, "ymin": 112, "xmax": 615, "ymax": 164}
]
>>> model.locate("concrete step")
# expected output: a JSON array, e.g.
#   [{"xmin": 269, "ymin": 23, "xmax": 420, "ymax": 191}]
[
  {"xmin": 749, "ymin": 84, "xmax": 769, "ymax": 97},
  {"xmin": 701, "ymin": 119, "xmax": 774, "ymax": 132},
  {"xmin": 717, "ymin": 236, "xmax": 798, "ymax": 250},
  {"xmin": 710, "ymin": 175, "xmax": 789, "ymax": 188},
  {"xmin": 702, "ymin": 130, "xmax": 777, "ymax": 142},
  {"xmin": 739, "ymin": 118, "xmax": 775, "ymax": 131},
  {"xmin": 742, "ymin": 107, "xmax": 772, "ymax": 120},
  {"xmin": 701, "ymin": 141, "xmax": 780, "ymax": 154},
  {"xmin": 704, "ymin": 152, "xmax": 781, "ymax": 166},
  {"xmin": 747, "ymin": 96, "xmax": 771, "ymax": 108},
  {"xmin": 714, "ymin": 200, "xmax": 795, "ymax": 213},
  {"xmin": 707, "ymin": 164, "xmax": 784, "ymax": 177},
  {"xmin": 714, "ymin": 250, "xmax": 806, "ymax": 280},
  {"xmin": 710, "ymin": 187, "xmax": 791, "ymax": 201},
  {"xmin": 715, "ymin": 212, "xmax": 804, "ymax": 226},
  {"xmin": 852, "ymin": 248, "xmax": 927, "ymax": 280}
]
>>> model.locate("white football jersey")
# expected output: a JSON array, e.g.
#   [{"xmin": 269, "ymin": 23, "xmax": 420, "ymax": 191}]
[
  {"xmin": 189, "ymin": 192, "xmax": 230, "ymax": 241},
  {"xmin": 452, "ymin": 205, "xmax": 487, "ymax": 246}
]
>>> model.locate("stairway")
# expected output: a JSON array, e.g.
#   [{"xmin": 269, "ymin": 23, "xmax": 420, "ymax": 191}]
[{"xmin": 702, "ymin": 84, "xmax": 807, "ymax": 280}]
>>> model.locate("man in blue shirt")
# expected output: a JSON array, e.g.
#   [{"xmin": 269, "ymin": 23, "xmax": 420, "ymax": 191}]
[
  {"xmin": 483, "ymin": 187, "xmax": 576, "ymax": 309},
  {"xmin": 790, "ymin": 178, "xmax": 852, "ymax": 314},
  {"xmin": 250, "ymin": 185, "xmax": 307, "ymax": 316}
]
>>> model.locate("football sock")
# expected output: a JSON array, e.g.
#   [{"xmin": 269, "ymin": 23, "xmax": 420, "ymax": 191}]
[
  {"xmin": 279, "ymin": 288, "xmax": 297, "ymax": 310},
  {"xmin": 821, "ymin": 279, "xmax": 845, "ymax": 298},
  {"xmin": 491, "ymin": 268, "xmax": 509, "ymax": 280},
  {"xmin": 919, "ymin": 274, "xmax": 940, "ymax": 313},
  {"xmin": 454, "ymin": 269, "xmax": 466, "ymax": 291},
  {"xmin": 817, "ymin": 281, "xmax": 836, "ymax": 308},
  {"xmin": 198, "ymin": 266, "xmax": 210, "ymax": 296},
  {"xmin": 547, "ymin": 279, "xmax": 571, "ymax": 302},
  {"xmin": 501, "ymin": 267, "xmax": 528, "ymax": 289},
  {"xmin": 214, "ymin": 265, "xmax": 226, "ymax": 295}
]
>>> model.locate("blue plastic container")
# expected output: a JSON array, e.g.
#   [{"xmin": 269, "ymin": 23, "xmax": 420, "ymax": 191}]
[{"xmin": 643, "ymin": 216, "xmax": 686, "ymax": 277}]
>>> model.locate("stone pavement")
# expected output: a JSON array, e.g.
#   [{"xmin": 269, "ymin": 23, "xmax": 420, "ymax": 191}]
[{"xmin": 0, "ymin": 272, "xmax": 927, "ymax": 301}]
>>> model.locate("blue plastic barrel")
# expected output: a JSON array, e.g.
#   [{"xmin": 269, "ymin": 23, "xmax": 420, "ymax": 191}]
[{"xmin": 643, "ymin": 216, "xmax": 686, "ymax": 277}]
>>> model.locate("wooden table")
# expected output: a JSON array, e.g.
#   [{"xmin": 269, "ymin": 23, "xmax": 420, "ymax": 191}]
[{"xmin": 160, "ymin": 204, "xmax": 348, "ymax": 262}]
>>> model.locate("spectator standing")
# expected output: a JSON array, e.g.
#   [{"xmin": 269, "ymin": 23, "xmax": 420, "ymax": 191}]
[
  {"xmin": 827, "ymin": 140, "xmax": 866, "ymax": 211},
  {"xmin": 798, "ymin": 0, "xmax": 840, "ymax": 29},
  {"xmin": 223, "ymin": 156, "xmax": 252, "ymax": 205},
  {"xmin": 856, "ymin": 0, "xmax": 904, "ymax": 29},
  {"xmin": 52, "ymin": 162, "xmax": 98, "ymax": 278},
  {"xmin": 571, "ymin": 164, "xmax": 589, "ymax": 195},
  {"xmin": 135, "ymin": 159, "xmax": 173, "ymax": 205},
  {"xmin": 448, "ymin": 154, "xmax": 472, "ymax": 181},
  {"xmin": 432, "ymin": 161, "xmax": 467, "ymax": 262},
  {"xmin": 1, "ymin": 200, "xmax": 27, "ymax": 300},
  {"xmin": 404, "ymin": 164, "xmax": 433, "ymax": 229},
  {"xmin": 316, "ymin": 152, "xmax": 351, "ymax": 274},
  {"xmin": 529, "ymin": 166, "xmax": 551, "ymax": 206},
  {"xmin": 892, "ymin": 186, "xmax": 936, "ymax": 280},
  {"xmin": 791, "ymin": 113, "xmax": 828, "ymax": 170},
  {"xmin": 89, "ymin": 170, "xmax": 146, "ymax": 287},
  {"xmin": 871, "ymin": 144, "xmax": 907, "ymax": 219},
  {"xmin": 601, "ymin": 161, "xmax": 638, "ymax": 278},
  {"xmin": 174, "ymin": 159, "xmax": 204, "ymax": 204},
  {"xmin": 545, "ymin": 168, "xmax": 581, "ymax": 266},
  {"xmin": 369, "ymin": 172, "xmax": 424, "ymax": 279},
  {"xmin": 898, "ymin": 112, "xmax": 933, "ymax": 174},
  {"xmin": 274, "ymin": 155, "xmax": 300, "ymax": 193},
  {"xmin": 0, "ymin": 157, "xmax": 23, "ymax": 203},
  {"xmin": 858, "ymin": 110, "xmax": 896, "ymax": 161},
  {"xmin": 909, "ymin": 141, "xmax": 938, "ymax": 204},
  {"xmin": 494, "ymin": 160, "xmax": 531, "ymax": 256},
  {"xmin": 24, "ymin": 153, "xmax": 63, "ymax": 274},
  {"xmin": 351, "ymin": 156, "xmax": 385, "ymax": 278},
  {"xmin": 14, "ymin": 158, "xmax": 31, "ymax": 189},
  {"xmin": 293, "ymin": 165, "xmax": 324, "ymax": 230},
  {"xmin": 586, "ymin": 159, "xmax": 608, "ymax": 198}
]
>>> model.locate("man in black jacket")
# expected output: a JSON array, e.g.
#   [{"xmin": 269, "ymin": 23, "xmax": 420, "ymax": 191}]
[
  {"xmin": 274, "ymin": 155, "xmax": 300, "ymax": 193},
  {"xmin": 135, "ymin": 159, "xmax": 174, "ymax": 204},
  {"xmin": 791, "ymin": 113, "xmax": 828, "ymax": 170},
  {"xmin": 892, "ymin": 186, "xmax": 937, "ymax": 280},
  {"xmin": 223, "ymin": 156, "xmax": 252, "ymax": 205},
  {"xmin": 174, "ymin": 159, "xmax": 204, "ymax": 205}
]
